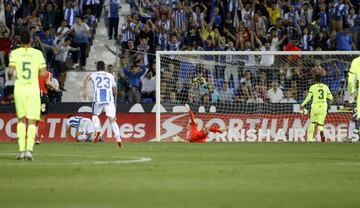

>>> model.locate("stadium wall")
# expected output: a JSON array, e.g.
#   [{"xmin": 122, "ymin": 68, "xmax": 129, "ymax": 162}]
[{"xmin": 0, "ymin": 111, "xmax": 354, "ymax": 142}]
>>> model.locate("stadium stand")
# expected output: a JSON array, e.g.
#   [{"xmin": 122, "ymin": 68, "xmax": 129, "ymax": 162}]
[{"xmin": 0, "ymin": 0, "xmax": 358, "ymax": 103}]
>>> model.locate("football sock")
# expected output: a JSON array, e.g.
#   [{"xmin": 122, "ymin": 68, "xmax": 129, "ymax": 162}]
[
  {"xmin": 92, "ymin": 115, "xmax": 100, "ymax": 131},
  {"xmin": 348, "ymin": 121, "xmax": 355, "ymax": 139},
  {"xmin": 318, "ymin": 124, "xmax": 324, "ymax": 133},
  {"xmin": 17, "ymin": 122, "xmax": 26, "ymax": 152},
  {"xmin": 111, "ymin": 121, "xmax": 121, "ymax": 142},
  {"xmin": 307, "ymin": 123, "xmax": 315, "ymax": 142},
  {"xmin": 37, "ymin": 120, "xmax": 45, "ymax": 141},
  {"xmin": 26, "ymin": 124, "xmax": 37, "ymax": 152}
]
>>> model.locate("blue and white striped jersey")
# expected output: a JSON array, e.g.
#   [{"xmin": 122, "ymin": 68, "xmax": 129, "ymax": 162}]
[
  {"xmin": 66, "ymin": 116, "xmax": 83, "ymax": 130},
  {"xmin": 90, "ymin": 71, "xmax": 116, "ymax": 103}
]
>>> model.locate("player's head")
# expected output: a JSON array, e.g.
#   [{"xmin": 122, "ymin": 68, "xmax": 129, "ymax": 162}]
[
  {"xmin": 314, "ymin": 73, "xmax": 322, "ymax": 83},
  {"xmin": 20, "ymin": 30, "xmax": 31, "ymax": 45},
  {"xmin": 96, "ymin": 61, "xmax": 105, "ymax": 71}
]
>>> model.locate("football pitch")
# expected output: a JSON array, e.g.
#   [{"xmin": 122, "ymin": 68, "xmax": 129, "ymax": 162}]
[{"xmin": 1, "ymin": 142, "xmax": 360, "ymax": 208}]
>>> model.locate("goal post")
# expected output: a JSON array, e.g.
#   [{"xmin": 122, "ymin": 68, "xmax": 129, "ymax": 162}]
[{"xmin": 155, "ymin": 51, "xmax": 360, "ymax": 142}]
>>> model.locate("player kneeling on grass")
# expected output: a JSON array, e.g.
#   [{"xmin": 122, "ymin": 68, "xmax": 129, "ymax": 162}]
[
  {"xmin": 185, "ymin": 104, "xmax": 225, "ymax": 143},
  {"xmin": 65, "ymin": 115, "xmax": 95, "ymax": 142},
  {"xmin": 300, "ymin": 74, "xmax": 333, "ymax": 142}
]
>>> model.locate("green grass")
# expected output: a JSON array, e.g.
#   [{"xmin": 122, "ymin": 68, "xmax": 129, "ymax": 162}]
[{"xmin": 1, "ymin": 142, "xmax": 360, "ymax": 208}]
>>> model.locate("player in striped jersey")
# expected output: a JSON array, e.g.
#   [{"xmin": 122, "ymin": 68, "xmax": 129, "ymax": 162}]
[
  {"xmin": 65, "ymin": 115, "xmax": 95, "ymax": 142},
  {"xmin": 83, "ymin": 61, "xmax": 123, "ymax": 148}
]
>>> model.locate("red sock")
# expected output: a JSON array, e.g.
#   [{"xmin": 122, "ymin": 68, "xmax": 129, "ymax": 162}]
[{"xmin": 37, "ymin": 120, "xmax": 45, "ymax": 141}]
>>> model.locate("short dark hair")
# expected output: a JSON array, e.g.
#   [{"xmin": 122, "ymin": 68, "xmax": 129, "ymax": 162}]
[
  {"xmin": 315, "ymin": 74, "xmax": 322, "ymax": 83},
  {"xmin": 64, "ymin": 37, "xmax": 71, "ymax": 42},
  {"xmin": 97, "ymin": 61, "xmax": 105, "ymax": 71},
  {"xmin": 20, "ymin": 30, "xmax": 31, "ymax": 44}
]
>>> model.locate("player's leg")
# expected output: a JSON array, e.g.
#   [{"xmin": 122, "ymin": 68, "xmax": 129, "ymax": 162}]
[
  {"xmin": 347, "ymin": 113, "xmax": 357, "ymax": 142},
  {"xmin": 24, "ymin": 94, "xmax": 41, "ymax": 160},
  {"xmin": 16, "ymin": 117, "xmax": 26, "ymax": 160},
  {"xmin": 185, "ymin": 104, "xmax": 196, "ymax": 125},
  {"xmin": 37, "ymin": 95, "xmax": 50, "ymax": 144},
  {"xmin": 317, "ymin": 109, "xmax": 327, "ymax": 143},
  {"xmin": 307, "ymin": 110, "xmax": 317, "ymax": 142},
  {"xmin": 14, "ymin": 93, "xmax": 27, "ymax": 160},
  {"xmin": 36, "ymin": 115, "xmax": 45, "ymax": 144},
  {"xmin": 92, "ymin": 102, "xmax": 102, "ymax": 143},
  {"xmin": 105, "ymin": 102, "xmax": 122, "ymax": 148}
]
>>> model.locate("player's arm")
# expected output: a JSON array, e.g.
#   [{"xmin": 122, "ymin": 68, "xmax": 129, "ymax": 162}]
[
  {"xmin": 327, "ymin": 86, "xmax": 334, "ymax": 101},
  {"xmin": 82, "ymin": 74, "xmax": 91, "ymax": 101},
  {"xmin": 301, "ymin": 88, "xmax": 313, "ymax": 107},
  {"xmin": 348, "ymin": 59, "xmax": 358, "ymax": 97},
  {"xmin": 37, "ymin": 52, "xmax": 47, "ymax": 76}
]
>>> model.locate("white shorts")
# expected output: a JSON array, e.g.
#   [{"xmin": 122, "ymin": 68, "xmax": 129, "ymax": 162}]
[
  {"xmin": 92, "ymin": 102, "xmax": 116, "ymax": 118},
  {"xmin": 78, "ymin": 118, "xmax": 95, "ymax": 134}
]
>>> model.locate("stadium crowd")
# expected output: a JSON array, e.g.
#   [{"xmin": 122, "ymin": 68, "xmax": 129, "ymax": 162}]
[
  {"xmin": 115, "ymin": 0, "xmax": 354, "ymax": 104},
  {"xmin": 0, "ymin": 0, "xmax": 357, "ymax": 104},
  {"xmin": 0, "ymin": 0, "xmax": 102, "ymax": 103}
]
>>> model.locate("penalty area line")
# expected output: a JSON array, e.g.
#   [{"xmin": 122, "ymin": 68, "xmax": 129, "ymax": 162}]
[{"xmin": 0, "ymin": 153, "xmax": 152, "ymax": 165}]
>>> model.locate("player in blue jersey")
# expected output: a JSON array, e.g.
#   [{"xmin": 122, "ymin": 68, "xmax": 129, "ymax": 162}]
[
  {"xmin": 65, "ymin": 115, "xmax": 95, "ymax": 142},
  {"xmin": 82, "ymin": 61, "xmax": 123, "ymax": 148}
]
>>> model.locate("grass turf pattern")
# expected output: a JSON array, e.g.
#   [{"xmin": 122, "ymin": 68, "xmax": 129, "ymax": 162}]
[{"xmin": 1, "ymin": 142, "xmax": 360, "ymax": 208}]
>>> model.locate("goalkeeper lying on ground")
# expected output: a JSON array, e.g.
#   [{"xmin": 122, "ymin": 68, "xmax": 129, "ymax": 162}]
[
  {"xmin": 300, "ymin": 74, "xmax": 333, "ymax": 142},
  {"xmin": 185, "ymin": 104, "xmax": 225, "ymax": 143}
]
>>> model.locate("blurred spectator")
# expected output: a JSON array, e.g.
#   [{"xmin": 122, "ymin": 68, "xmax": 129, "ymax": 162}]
[
  {"xmin": 0, "ymin": 0, "xmax": 4, "ymax": 25},
  {"xmin": 123, "ymin": 64, "xmax": 147, "ymax": 103},
  {"xmin": 4, "ymin": 63, "xmax": 14, "ymax": 99},
  {"xmin": 267, "ymin": 81, "xmax": 284, "ymax": 103},
  {"xmin": 312, "ymin": 31, "xmax": 328, "ymax": 50},
  {"xmin": 66, "ymin": 16, "xmax": 91, "ymax": 70},
  {"xmin": 336, "ymin": 27, "xmax": 353, "ymax": 51},
  {"xmin": 224, "ymin": 41, "xmax": 239, "ymax": 89},
  {"xmin": 104, "ymin": 0, "xmax": 120, "ymax": 40},
  {"xmin": 141, "ymin": 70, "xmax": 155, "ymax": 102},
  {"xmin": 236, "ymin": 82, "xmax": 251, "ymax": 103},
  {"xmin": 53, "ymin": 37, "xmax": 80, "ymax": 91},
  {"xmin": 280, "ymin": 91, "xmax": 297, "ymax": 103},
  {"xmin": 63, "ymin": 0, "xmax": 79, "ymax": 27},
  {"xmin": 48, "ymin": 77, "xmax": 62, "ymax": 103},
  {"xmin": 175, "ymin": 81, "xmax": 188, "ymax": 103},
  {"xmin": 247, "ymin": 91, "xmax": 264, "ymax": 104},
  {"xmin": 219, "ymin": 82, "xmax": 234, "ymax": 103},
  {"xmin": 56, "ymin": 20, "xmax": 70, "ymax": 43}
]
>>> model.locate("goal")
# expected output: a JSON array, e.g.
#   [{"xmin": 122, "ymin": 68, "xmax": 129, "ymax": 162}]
[{"xmin": 155, "ymin": 51, "xmax": 360, "ymax": 142}]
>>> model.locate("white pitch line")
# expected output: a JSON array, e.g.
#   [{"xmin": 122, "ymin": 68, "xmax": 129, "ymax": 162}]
[{"xmin": 0, "ymin": 153, "xmax": 152, "ymax": 165}]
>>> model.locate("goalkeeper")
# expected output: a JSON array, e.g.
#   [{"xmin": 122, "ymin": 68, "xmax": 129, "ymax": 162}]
[
  {"xmin": 185, "ymin": 104, "xmax": 224, "ymax": 143},
  {"xmin": 300, "ymin": 74, "xmax": 333, "ymax": 142}
]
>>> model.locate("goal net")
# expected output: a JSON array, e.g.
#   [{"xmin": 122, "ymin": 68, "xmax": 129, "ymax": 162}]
[{"xmin": 155, "ymin": 51, "xmax": 360, "ymax": 142}]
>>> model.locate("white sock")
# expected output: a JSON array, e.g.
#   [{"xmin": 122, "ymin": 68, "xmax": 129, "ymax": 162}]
[
  {"xmin": 111, "ymin": 121, "xmax": 121, "ymax": 142},
  {"xmin": 92, "ymin": 115, "xmax": 100, "ymax": 131},
  {"xmin": 348, "ymin": 121, "xmax": 356, "ymax": 139},
  {"xmin": 77, "ymin": 135, "xmax": 87, "ymax": 141}
]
